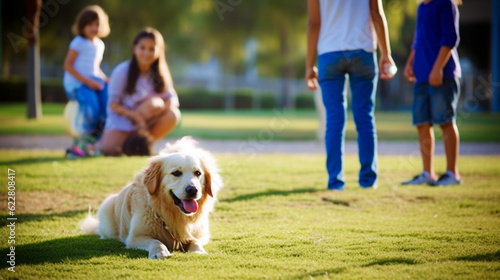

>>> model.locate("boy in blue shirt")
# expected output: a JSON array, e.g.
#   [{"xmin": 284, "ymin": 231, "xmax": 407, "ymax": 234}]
[{"xmin": 402, "ymin": 0, "xmax": 462, "ymax": 186}]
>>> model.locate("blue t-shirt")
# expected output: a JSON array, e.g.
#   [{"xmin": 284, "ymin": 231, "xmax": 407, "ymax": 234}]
[{"xmin": 412, "ymin": 0, "xmax": 461, "ymax": 83}]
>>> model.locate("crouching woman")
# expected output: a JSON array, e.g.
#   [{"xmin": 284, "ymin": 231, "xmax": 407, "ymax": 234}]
[{"xmin": 101, "ymin": 28, "xmax": 181, "ymax": 156}]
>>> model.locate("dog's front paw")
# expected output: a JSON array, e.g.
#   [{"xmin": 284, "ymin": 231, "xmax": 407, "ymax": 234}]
[
  {"xmin": 188, "ymin": 243, "xmax": 207, "ymax": 254},
  {"xmin": 149, "ymin": 244, "xmax": 172, "ymax": 259}
]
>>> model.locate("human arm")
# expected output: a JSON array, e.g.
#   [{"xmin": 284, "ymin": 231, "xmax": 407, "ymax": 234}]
[
  {"xmin": 404, "ymin": 49, "xmax": 416, "ymax": 83},
  {"xmin": 98, "ymin": 69, "xmax": 109, "ymax": 83},
  {"xmin": 428, "ymin": 46, "xmax": 453, "ymax": 86},
  {"xmin": 369, "ymin": 0, "xmax": 396, "ymax": 80},
  {"xmin": 98, "ymin": 40, "xmax": 109, "ymax": 83},
  {"xmin": 305, "ymin": 0, "xmax": 320, "ymax": 90},
  {"xmin": 63, "ymin": 49, "xmax": 103, "ymax": 91},
  {"xmin": 107, "ymin": 62, "xmax": 146, "ymax": 129},
  {"xmin": 109, "ymin": 101, "xmax": 146, "ymax": 129},
  {"xmin": 429, "ymin": 0, "xmax": 460, "ymax": 87}
]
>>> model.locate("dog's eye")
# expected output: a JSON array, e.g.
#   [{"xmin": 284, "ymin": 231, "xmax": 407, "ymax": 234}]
[
  {"xmin": 171, "ymin": 170, "xmax": 183, "ymax": 177},
  {"xmin": 194, "ymin": 170, "xmax": 202, "ymax": 177}
]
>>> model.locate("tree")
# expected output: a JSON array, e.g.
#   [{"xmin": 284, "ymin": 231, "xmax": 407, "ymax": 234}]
[
  {"xmin": 252, "ymin": 0, "xmax": 307, "ymax": 108},
  {"xmin": 26, "ymin": 0, "xmax": 42, "ymax": 119}
]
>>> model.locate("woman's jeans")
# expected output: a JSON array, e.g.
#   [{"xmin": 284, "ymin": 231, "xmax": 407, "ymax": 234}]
[
  {"xmin": 65, "ymin": 77, "xmax": 108, "ymax": 139},
  {"xmin": 318, "ymin": 50, "xmax": 378, "ymax": 190}
]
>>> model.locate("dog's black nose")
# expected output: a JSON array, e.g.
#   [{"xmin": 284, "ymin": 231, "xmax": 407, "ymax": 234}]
[{"xmin": 186, "ymin": 185, "xmax": 198, "ymax": 197}]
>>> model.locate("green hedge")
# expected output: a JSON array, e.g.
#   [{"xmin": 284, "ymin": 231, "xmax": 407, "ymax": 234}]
[
  {"xmin": 260, "ymin": 93, "xmax": 277, "ymax": 109},
  {"xmin": 0, "ymin": 77, "xmax": 68, "ymax": 103},
  {"xmin": 176, "ymin": 87, "xmax": 225, "ymax": 110},
  {"xmin": 295, "ymin": 92, "xmax": 316, "ymax": 109},
  {"xmin": 0, "ymin": 77, "xmax": 315, "ymax": 110}
]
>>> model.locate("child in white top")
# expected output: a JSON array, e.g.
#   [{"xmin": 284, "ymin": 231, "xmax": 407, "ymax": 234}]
[{"xmin": 63, "ymin": 5, "xmax": 110, "ymax": 157}]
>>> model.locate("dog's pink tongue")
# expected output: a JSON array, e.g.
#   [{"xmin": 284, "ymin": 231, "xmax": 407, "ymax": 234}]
[{"xmin": 181, "ymin": 199, "xmax": 198, "ymax": 213}]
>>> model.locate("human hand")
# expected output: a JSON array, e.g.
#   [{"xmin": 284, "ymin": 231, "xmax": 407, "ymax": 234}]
[
  {"xmin": 132, "ymin": 114, "xmax": 147, "ymax": 130},
  {"xmin": 428, "ymin": 67, "xmax": 443, "ymax": 87},
  {"xmin": 137, "ymin": 127, "xmax": 155, "ymax": 143},
  {"xmin": 305, "ymin": 66, "xmax": 319, "ymax": 90},
  {"xmin": 379, "ymin": 55, "xmax": 396, "ymax": 80},
  {"xmin": 86, "ymin": 79, "xmax": 104, "ymax": 91},
  {"xmin": 404, "ymin": 62, "xmax": 416, "ymax": 83}
]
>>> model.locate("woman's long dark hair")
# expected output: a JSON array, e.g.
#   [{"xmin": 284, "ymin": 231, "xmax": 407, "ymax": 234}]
[{"xmin": 125, "ymin": 28, "xmax": 173, "ymax": 95}]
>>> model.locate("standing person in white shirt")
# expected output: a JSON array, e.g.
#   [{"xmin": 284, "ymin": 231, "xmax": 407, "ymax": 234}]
[
  {"xmin": 306, "ymin": 0, "xmax": 396, "ymax": 190},
  {"xmin": 63, "ymin": 5, "xmax": 110, "ymax": 157}
]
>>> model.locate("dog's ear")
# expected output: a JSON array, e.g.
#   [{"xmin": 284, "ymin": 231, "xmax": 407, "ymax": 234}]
[
  {"xmin": 202, "ymin": 163, "xmax": 213, "ymax": 198},
  {"xmin": 143, "ymin": 160, "xmax": 163, "ymax": 195}
]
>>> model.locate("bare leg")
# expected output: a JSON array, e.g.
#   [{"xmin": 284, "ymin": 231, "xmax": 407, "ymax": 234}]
[
  {"xmin": 101, "ymin": 130, "xmax": 131, "ymax": 156},
  {"xmin": 134, "ymin": 97, "xmax": 168, "ymax": 121},
  {"xmin": 133, "ymin": 97, "xmax": 181, "ymax": 140},
  {"xmin": 416, "ymin": 123, "xmax": 435, "ymax": 178},
  {"xmin": 440, "ymin": 122, "xmax": 460, "ymax": 177},
  {"xmin": 149, "ymin": 107, "xmax": 181, "ymax": 141}
]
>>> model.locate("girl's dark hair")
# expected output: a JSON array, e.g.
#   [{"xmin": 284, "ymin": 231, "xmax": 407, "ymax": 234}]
[
  {"xmin": 72, "ymin": 5, "xmax": 110, "ymax": 38},
  {"xmin": 125, "ymin": 28, "xmax": 173, "ymax": 96}
]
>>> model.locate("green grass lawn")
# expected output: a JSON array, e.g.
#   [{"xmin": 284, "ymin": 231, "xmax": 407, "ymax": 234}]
[
  {"xmin": 1, "ymin": 103, "xmax": 500, "ymax": 141},
  {"xmin": 0, "ymin": 150, "xmax": 499, "ymax": 279}
]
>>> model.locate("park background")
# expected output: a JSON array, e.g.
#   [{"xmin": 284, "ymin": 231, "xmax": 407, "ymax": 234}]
[
  {"xmin": 1, "ymin": 0, "xmax": 498, "ymax": 113},
  {"xmin": 1, "ymin": 1, "xmax": 500, "ymax": 279}
]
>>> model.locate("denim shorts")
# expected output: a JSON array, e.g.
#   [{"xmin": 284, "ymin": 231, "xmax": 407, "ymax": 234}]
[{"xmin": 412, "ymin": 77, "xmax": 460, "ymax": 126}]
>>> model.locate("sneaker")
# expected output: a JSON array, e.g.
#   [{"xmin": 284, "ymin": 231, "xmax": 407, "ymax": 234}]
[
  {"xmin": 361, "ymin": 184, "xmax": 378, "ymax": 189},
  {"xmin": 70, "ymin": 145, "xmax": 86, "ymax": 157},
  {"xmin": 65, "ymin": 148, "xmax": 82, "ymax": 159},
  {"xmin": 401, "ymin": 172, "xmax": 436, "ymax": 185},
  {"xmin": 432, "ymin": 172, "xmax": 461, "ymax": 186}
]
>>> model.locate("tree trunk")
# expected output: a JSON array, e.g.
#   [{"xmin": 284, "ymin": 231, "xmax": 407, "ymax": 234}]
[
  {"xmin": 2, "ymin": 50, "xmax": 9, "ymax": 78},
  {"xmin": 492, "ymin": 0, "xmax": 500, "ymax": 112},
  {"xmin": 0, "ymin": 2, "xmax": 3, "ymax": 77},
  {"xmin": 279, "ymin": 23, "xmax": 294, "ymax": 109},
  {"xmin": 26, "ymin": 0, "xmax": 42, "ymax": 119}
]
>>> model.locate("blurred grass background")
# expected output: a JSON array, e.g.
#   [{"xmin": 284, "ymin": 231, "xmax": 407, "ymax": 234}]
[{"xmin": 1, "ymin": 103, "xmax": 500, "ymax": 142}]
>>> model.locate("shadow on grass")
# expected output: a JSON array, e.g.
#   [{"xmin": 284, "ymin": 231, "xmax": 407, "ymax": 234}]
[
  {"xmin": 300, "ymin": 267, "xmax": 346, "ymax": 278},
  {"xmin": 0, "ymin": 235, "xmax": 147, "ymax": 268},
  {"xmin": 0, "ymin": 210, "xmax": 86, "ymax": 226},
  {"xmin": 321, "ymin": 197, "xmax": 353, "ymax": 207},
  {"xmin": 221, "ymin": 188, "xmax": 320, "ymax": 203},
  {"xmin": 363, "ymin": 258, "xmax": 420, "ymax": 267},
  {"xmin": 0, "ymin": 155, "xmax": 95, "ymax": 166},
  {"xmin": 454, "ymin": 250, "xmax": 500, "ymax": 262}
]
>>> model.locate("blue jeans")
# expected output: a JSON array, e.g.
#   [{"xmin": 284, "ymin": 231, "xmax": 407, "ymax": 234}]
[
  {"xmin": 318, "ymin": 50, "xmax": 378, "ymax": 190},
  {"xmin": 65, "ymin": 77, "xmax": 108, "ymax": 138}
]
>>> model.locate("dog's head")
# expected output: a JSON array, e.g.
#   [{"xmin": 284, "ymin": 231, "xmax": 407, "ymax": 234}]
[{"xmin": 141, "ymin": 137, "xmax": 219, "ymax": 216}]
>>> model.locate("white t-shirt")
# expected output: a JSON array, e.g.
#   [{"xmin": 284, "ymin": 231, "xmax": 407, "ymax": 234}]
[
  {"xmin": 317, "ymin": 0, "xmax": 377, "ymax": 55},
  {"xmin": 63, "ymin": 35, "xmax": 105, "ymax": 90}
]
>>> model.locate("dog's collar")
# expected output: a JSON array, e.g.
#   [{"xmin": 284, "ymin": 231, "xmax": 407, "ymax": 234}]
[{"xmin": 151, "ymin": 207, "xmax": 185, "ymax": 252}]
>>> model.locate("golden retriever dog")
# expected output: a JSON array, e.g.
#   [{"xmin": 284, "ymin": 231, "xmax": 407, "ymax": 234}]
[{"xmin": 81, "ymin": 137, "xmax": 223, "ymax": 258}]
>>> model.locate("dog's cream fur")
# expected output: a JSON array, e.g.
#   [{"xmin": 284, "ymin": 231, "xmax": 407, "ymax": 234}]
[{"xmin": 81, "ymin": 137, "xmax": 223, "ymax": 258}]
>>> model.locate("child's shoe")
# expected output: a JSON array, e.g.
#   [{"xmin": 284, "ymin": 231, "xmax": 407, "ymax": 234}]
[
  {"xmin": 401, "ymin": 172, "xmax": 436, "ymax": 185},
  {"xmin": 431, "ymin": 171, "xmax": 461, "ymax": 186}
]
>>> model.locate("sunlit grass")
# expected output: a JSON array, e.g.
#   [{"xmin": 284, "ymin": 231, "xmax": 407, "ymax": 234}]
[{"xmin": 0, "ymin": 150, "xmax": 499, "ymax": 279}]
